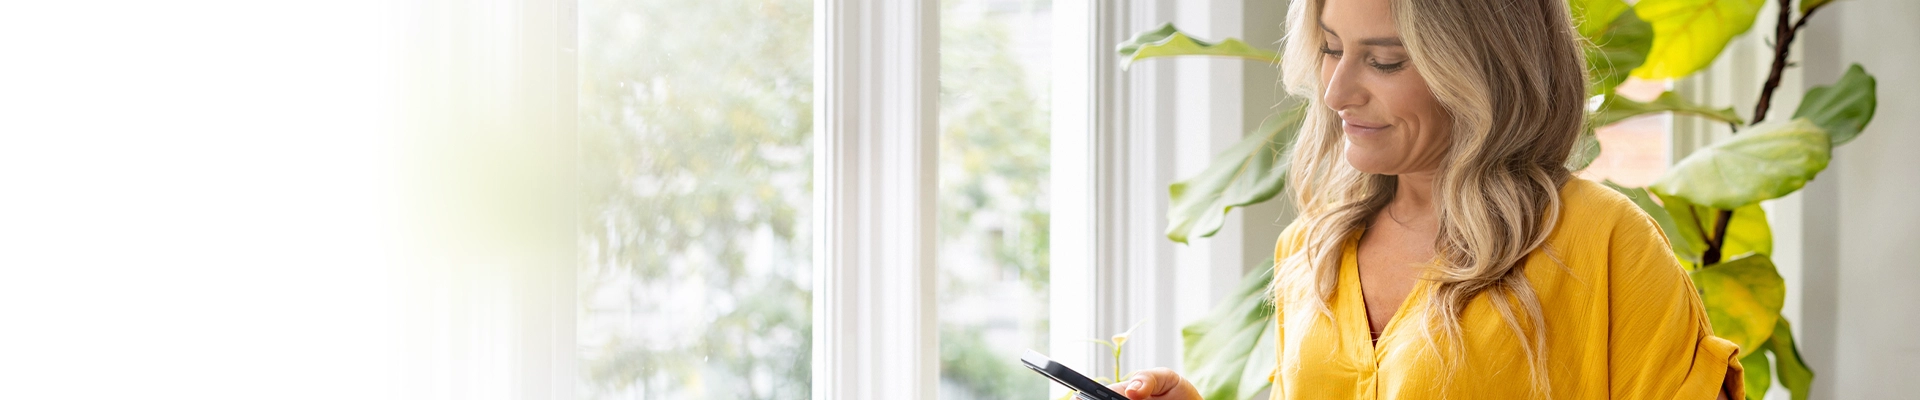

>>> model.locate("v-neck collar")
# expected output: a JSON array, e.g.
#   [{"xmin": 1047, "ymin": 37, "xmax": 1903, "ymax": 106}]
[{"xmin": 1338, "ymin": 228, "xmax": 1429, "ymax": 360}]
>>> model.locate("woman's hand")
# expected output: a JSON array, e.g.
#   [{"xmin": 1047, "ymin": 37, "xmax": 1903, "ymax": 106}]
[{"xmin": 1102, "ymin": 368, "xmax": 1203, "ymax": 400}]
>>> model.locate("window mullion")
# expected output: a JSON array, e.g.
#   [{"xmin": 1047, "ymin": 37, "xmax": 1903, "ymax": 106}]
[{"xmin": 811, "ymin": 1, "xmax": 939, "ymax": 399}]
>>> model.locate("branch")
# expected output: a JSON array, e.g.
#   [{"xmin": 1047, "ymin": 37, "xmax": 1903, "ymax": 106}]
[
  {"xmin": 1707, "ymin": 0, "xmax": 1824, "ymax": 266},
  {"xmin": 1749, "ymin": 0, "xmax": 1826, "ymax": 126}
]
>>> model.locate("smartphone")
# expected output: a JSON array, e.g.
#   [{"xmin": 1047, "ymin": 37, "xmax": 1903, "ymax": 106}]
[{"xmin": 1020, "ymin": 349, "xmax": 1130, "ymax": 400}]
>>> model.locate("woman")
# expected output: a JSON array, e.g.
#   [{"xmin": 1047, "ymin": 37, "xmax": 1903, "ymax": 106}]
[{"xmin": 1107, "ymin": 0, "xmax": 1745, "ymax": 398}]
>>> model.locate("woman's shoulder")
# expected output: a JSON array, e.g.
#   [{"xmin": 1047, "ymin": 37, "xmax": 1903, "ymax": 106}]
[
  {"xmin": 1274, "ymin": 217, "xmax": 1311, "ymax": 260},
  {"xmin": 1547, "ymin": 178, "xmax": 1676, "ymax": 263},
  {"xmin": 1554, "ymin": 178, "xmax": 1653, "ymax": 234}
]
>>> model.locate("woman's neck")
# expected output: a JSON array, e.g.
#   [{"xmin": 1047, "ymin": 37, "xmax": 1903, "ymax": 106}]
[{"xmin": 1386, "ymin": 171, "xmax": 1438, "ymax": 228}]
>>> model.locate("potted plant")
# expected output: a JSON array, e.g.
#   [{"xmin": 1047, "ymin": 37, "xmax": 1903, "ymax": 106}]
[{"xmin": 1121, "ymin": 0, "xmax": 1875, "ymax": 399}]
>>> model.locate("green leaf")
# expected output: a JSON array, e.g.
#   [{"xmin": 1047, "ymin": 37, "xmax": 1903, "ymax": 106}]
[
  {"xmin": 1740, "ymin": 345, "xmax": 1772, "ymax": 400},
  {"xmin": 1792, "ymin": 63, "xmax": 1877, "ymax": 146},
  {"xmin": 1690, "ymin": 254, "xmax": 1787, "ymax": 355},
  {"xmin": 1652, "ymin": 191, "xmax": 1710, "ymax": 266},
  {"xmin": 1650, "ymin": 118, "xmax": 1831, "ymax": 209},
  {"xmin": 1604, "ymin": 182, "xmax": 1698, "ymax": 264},
  {"xmin": 1769, "ymin": 318, "xmax": 1814, "ymax": 400},
  {"xmin": 1583, "ymin": 8, "xmax": 1653, "ymax": 96},
  {"xmin": 1568, "ymin": 129, "xmax": 1603, "ymax": 171},
  {"xmin": 1800, "ymin": 0, "xmax": 1835, "ymax": 14},
  {"xmin": 1719, "ymin": 203, "xmax": 1772, "ymax": 260},
  {"xmin": 1182, "ymin": 261, "xmax": 1277, "ymax": 400},
  {"xmin": 1592, "ymin": 91, "xmax": 1744, "ymax": 128},
  {"xmin": 1652, "ymin": 192, "xmax": 1770, "ymax": 268},
  {"xmin": 1630, "ymin": 0, "xmax": 1767, "ymax": 79},
  {"xmin": 1166, "ymin": 105, "xmax": 1305, "ymax": 243},
  {"xmin": 1571, "ymin": 0, "xmax": 1632, "ymax": 39},
  {"xmin": 1119, "ymin": 23, "xmax": 1281, "ymax": 69}
]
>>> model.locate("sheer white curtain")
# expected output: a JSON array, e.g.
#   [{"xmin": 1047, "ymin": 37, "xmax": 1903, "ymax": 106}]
[
  {"xmin": 392, "ymin": 0, "xmax": 575, "ymax": 399},
  {"xmin": 0, "ymin": 0, "xmax": 576, "ymax": 399}
]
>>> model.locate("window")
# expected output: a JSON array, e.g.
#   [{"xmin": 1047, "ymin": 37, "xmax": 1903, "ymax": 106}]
[
  {"xmin": 573, "ymin": 0, "xmax": 1196, "ymax": 397},
  {"xmin": 1578, "ymin": 77, "xmax": 1673, "ymax": 186},
  {"xmin": 575, "ymin": 0, "xmax": 814, "ymax": 398},
  {"xmin": 936, "ymin": 1, "xmax": 1053, "ymax": 399}
]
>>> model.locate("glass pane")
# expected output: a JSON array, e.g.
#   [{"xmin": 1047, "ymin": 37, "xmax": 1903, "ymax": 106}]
[
  {"xmin": 938, "ymin": 1, "xmax": 1053, "ymax": 399},
  {"xmin": 575, "ymin": 0, "xmax": 813, "ymax": 398},
  {"xmin": 1579, "ymin": 77, "xmax": 1672, "ymax": 186}
]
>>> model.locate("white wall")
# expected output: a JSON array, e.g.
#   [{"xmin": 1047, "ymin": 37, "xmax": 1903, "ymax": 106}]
[{"xmin": 1794, "ymin": 0, "xmax": 1920, "ymax": 398}]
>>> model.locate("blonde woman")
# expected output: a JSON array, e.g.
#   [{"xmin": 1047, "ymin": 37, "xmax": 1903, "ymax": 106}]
[{"xmin": 1106, "ymin": 0, "xmax": 1745, "ymax": 398}]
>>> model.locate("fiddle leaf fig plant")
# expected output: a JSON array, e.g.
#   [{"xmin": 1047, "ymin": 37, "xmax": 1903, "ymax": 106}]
[
  {"xmin": 1122, "ymin": 0, "xmax": 1874, "ymax": 398},
  {"xmin": 1180, "ymin": 262, "xmax": 1278, "ymax": 400},
  {"xmin": 1119, "ymin": 23, "xmax": 1280, "ymax": 69}
]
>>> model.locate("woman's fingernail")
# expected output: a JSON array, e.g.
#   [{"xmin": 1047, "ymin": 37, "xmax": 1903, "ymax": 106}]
[{"xmin": 1127, "ymin": 380, "xmax": 1144, "ymax": 391}]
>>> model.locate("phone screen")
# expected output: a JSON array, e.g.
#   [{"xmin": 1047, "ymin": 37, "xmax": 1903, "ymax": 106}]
[{"xmin": 1020, "ymin": 350, "xmax": 1130, "ymax": 400}]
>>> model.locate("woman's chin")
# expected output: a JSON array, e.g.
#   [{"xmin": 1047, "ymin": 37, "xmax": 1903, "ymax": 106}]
[{"xmin": 1344, "ymin": 151, "xmax": 1396, "ymax": 175}]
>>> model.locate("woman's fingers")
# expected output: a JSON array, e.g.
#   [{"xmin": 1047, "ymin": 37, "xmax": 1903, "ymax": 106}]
[
  {"xmin": 1102, "ymin": 368, "xmax": 1182, "ymax": 399},
  {"xmin": 1134, "ymin": 368, "xmax": 1181, "ymax": 396},
  {"xmin": 1104, "ymin": 379, "xmax": 1147, "ymax": 400}
]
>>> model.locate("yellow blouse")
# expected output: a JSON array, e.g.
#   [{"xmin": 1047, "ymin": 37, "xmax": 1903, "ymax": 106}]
[{"xmin": 1268, "ymin": 178, "xmax": 1743, "ymax": 399}]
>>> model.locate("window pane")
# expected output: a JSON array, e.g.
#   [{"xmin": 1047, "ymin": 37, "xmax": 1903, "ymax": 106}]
[
  {"xmin": 1579, "ymin": 77, "xmax": 1672, "ymax": 187},
  {"xmin": 576, "ymin": 0, "xmax": 813, "ymax": 398},
  {"xmin": 938, "ymin": 1, "xmax": 1053, "ymax": 399}
]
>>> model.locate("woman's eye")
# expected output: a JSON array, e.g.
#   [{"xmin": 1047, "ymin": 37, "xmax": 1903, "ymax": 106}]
[
  {"xmin": 1369, "ymin": 60, "xmax": 1407, "ymax": 73},
  {"xmin": 1319, "ymin": 44, "xmax": 1342, "ymax": 58}
]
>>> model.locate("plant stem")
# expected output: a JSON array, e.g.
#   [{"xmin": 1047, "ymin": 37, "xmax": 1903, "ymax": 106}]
[{"xmin": 1705, "ymin": 0, "xmax": 1824, "ymax": 266}]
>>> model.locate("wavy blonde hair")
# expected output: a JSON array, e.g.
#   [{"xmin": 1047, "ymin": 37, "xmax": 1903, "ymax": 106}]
[{"xmin": 1271, "ymin": 0, "xmax": 1587, "ymax": 396}]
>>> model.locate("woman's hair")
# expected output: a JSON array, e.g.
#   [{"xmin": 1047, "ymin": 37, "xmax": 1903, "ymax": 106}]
[{"xmin": 1272, "ymin": 0, "xmax": 1587, "ymax": 396}]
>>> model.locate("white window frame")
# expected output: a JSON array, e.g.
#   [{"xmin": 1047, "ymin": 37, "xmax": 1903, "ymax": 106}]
[
  {"xmin": 544, "ymin": 0, "xmax": 1282, "ymax": 398},
  {"xmin": 809, "ymin": 1, "xmax": 940, "ymax": 399},
  {"xmin": 1050, "ymin": 0, "xmax": 1288, "ymax": 390}
]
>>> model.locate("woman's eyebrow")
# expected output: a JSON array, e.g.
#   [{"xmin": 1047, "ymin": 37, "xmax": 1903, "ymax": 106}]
[{"xmin": 1318, "ymin": 19, "xmax": 1404, "ymax": 47}]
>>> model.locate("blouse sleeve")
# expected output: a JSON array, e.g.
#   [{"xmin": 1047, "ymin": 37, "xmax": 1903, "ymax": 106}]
[{"xmin": 1606, "ymin": 213, "xmax": 1745, "ymax": 399}]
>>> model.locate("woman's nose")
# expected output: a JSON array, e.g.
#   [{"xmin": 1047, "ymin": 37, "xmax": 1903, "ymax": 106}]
[{"xmin": 1322, "ymin": 61, "xmax": 1368, "ymax": 112}]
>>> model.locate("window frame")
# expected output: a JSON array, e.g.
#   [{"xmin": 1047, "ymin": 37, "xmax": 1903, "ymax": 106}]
[{"xmin": 809, "ymin": 1, "xmax": 941, "ymax": 399}]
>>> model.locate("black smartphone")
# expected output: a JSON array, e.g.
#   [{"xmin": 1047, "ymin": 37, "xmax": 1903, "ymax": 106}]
[{"xmin": 1020, "ymin": 349, "xmax": 1130, "ymax": 400}]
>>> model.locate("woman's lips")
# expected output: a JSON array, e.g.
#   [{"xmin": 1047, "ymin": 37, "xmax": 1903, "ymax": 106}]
[{"xmin": 1342, "ymin": 120, "xmax": 1391, "ymax": 137}]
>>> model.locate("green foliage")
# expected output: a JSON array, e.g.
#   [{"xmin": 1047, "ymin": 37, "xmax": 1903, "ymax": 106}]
[
  {"xmin": 1129, "ymin": 1, "xmax": 1879, "ymax": 398},
  {"xmin": 1567, "ymin": 131, "xmax": 1603, "ymax": 171},
  {"xmin": 1181, "ymin": 262, "xmax": 1278, "ymax": 400},
  {"xmin": 1165, "ymin": 106, "xmax": 1306, "ymax": 243},
  {"xmin": 1118, "ymin": 23, "xmax": 1281, "ymax": 69},
  {"xmin": 568, "ymin": 0, "xmax": 810, "ymax": 396},
  {"xmin": 1651, "ymin": 118, "xmax": 1831, "ymax": 209},
  {"xmin": 1570, "ymin": 0, "xmax": 1632, "ymax": 40},
  {"xmin": 1690, "ymin": 255, "xmax": 1787, "ymax": 356},
  {"xmin": 1630, "ymin": 0, "xmax": 1766, "ymax": 79},
  {"xmin": 576, "ymin": 0, "xmax": 814, "ymax": 398},
  {"xmin": 941, "ymin": 324, "xmax": 1038, "ymax": 400},
  {"xmin": 1793, "ymin": 63, "xmax": 1878, "ymax": 145},
  {"xmin": 1741, "ymin": 343, "xmax": 1773, "ymax": 400},
  {"xmin": 1655, "ymin": 192, "xmax": 1770, "ymax": 268},
  {"xmin": 1799, "ymin": 0, "xmax": 1836, "ymax": 14},
  {"xmin": 1592, "ymin": 91, "xmax": 1744, "ymax": 128},
  {"xmin": 1768, "ymin": 319, "xmax": 1815, "ymax": 400},
  {"xmin": 935, "ymin": 1, "xmax": 1055, "ymax": 398},
  {"xmin": 1583, "ymin": 6, "xmax": 1653, "ymax": 97}
]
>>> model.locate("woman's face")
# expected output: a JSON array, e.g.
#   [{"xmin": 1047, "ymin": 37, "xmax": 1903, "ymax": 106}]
[{"xmin": 1318, "ymin": 0, "xmax": 1452, "ymax": 176}]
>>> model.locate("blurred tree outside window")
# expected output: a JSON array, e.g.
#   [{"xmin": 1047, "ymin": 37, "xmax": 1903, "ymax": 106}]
[
  {"xmin": 575, "ymin": 0, "xmax": 813, "ymax": 398},
  {"xmin": 937, "ymin": 0, "xmax": 1053, "ymax": 399},
  {"xmin": 575, "ymin": 0, "xmax": 1056, "ymax": 398}
]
